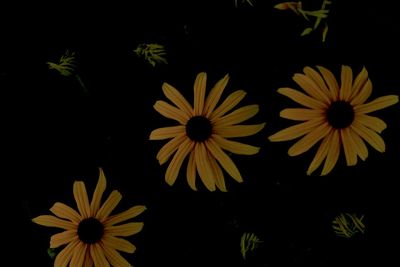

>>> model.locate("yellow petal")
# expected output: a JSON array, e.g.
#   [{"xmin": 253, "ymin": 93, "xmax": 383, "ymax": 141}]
[
  {"xmin": 153, "ymin": 100, "xmax": 189, "ymax": 124},
  {"xmin": 339, "ymin": 65, "xmax": 353, "ymax": 101},
  {"xmin": 204, "ymin": 74, "xmax": 229, "ymax": 116},
  {"xmin": 354, "ymin": 95, "xmax": 399, "ymax": 114},
  {"xmin": 73, "ymin": 181, "xmax": 91, "ymax": 219},
  {"xmin": 280, "ymin": 108, "xmax": 324, "ymax": 121},
  {"xmin": 288, "ymin": 122, "xmax": 331, "ymax": 156},
  {"xmin": 162, "ymin": 82, "xmax": 193, "ymax": 117},
  {"xmin": 214, "ymin": 123, "xmax": 265, "ymax": 138},
  {"xmin": 306, "ymin": 129, "xmax": 333, "ymax": 175},
  {"xmin": 293, "ymin": 73, "xmax": 330, "ymax": 104},
  {"xmin": 50, "ymin": 230, "xmax": 78, "ymax": 248},
  {"xmin": 209, "ymin": 154, "xmax": 227, "ymax": 192},
  {"xmin": 149, "ymin": 126, "xmax": 186, "ymax": 140},
  {"xmin": 341, "ymin": 128, "xmax": 358, "ymax": 166},
  {"xmin": 165, "ymin": 138, "xmax": 194, "ymax": 186},
  {"xmin": 32, "ymin": 215, "xmax": 75, "ymax": 230},
  {"xmin": 349, "ymin": 67, "xmax": 368, "ymax": 100},
  {"xmin": 50, "ymin": 202, "xmax": 81, "ymax": 224},
  {"xmin": 210, "ymin": 90, "xmax": 247, "ymax": 120},
  {"xmin": 212, "ymin": 134, "xmax": 260, "ymax": 155},
  {"xmin": 321, "ymin": 129, "xmax": 340, "ymax": 175},
  {"xmin": 356, "ymin": 114, "xmax": 387, "ymax": 133},
  {"xmin": 104, "ymin": 205, "xmax": 146, "ymax": 227},
  {"xmin": 277, "ymin": 87, "xmax": 327, "ymax": 109},
  {"xmin": 194, "ymin": 72, "xmax": 207, "ymax": 115},
  {"xmin": 101, "ymin": 245, "xmax": 132, "ymax": 267},
  {"xmin": 186, "ymin": 150, "xmax": 197, "ymax": 191},
  {"xmin": 83, "ymin": 249, "xmax": 93, "ymax": 267},
  {"xmin": 206, "ymin": 138, "xmax": 243, "ymax": 182},
  {"xmin": 90, "ymin": 168, "xmax": 107, "ymax": 217},
  {"xmin": 54, "ymin": 239, "xmax": 80, "ymax": 267},
  {"xmin": 213, "ymin": 104, "xmax": 259, "ymax": 126},
  {"xmin": 90, "ymin": 243, "xmax": 110, "ymax": 267},
  {"xmin": 350, "ymin": 79, "xmax": 372, "ymax": 106},
  {"xmin": 70, "ymin": 242, "xmax": 87, "ymax": 267},
  {"xmin": 96, "ymin": 190, "xmax": 122, "ymax": 222},
  {"xmin": 194, "ymin": 143, "xmax": 216, "ymax": 191},
  {"xmin": 351, "ymin": 121, "xmax": 385, "ymax": 152},
  {"xmin": 349, "ymin": 128, "xmax": 369, "ymax": 161},
  {"xmin": 269, "ymin": 118, "xmax": 325, "ymax": 142},
  {"xmin": 156, "ymin": 133, "xmax": 186, "ymax": 165},
  {"xmin": 102, "ymin": 235, "xmax": 136, "ymax": 253},
  {"xmin": 303, "ymin": 66, "xmax": 332, "ymax": 100},
  {"xmin": 316, "ymin": 66, "xmax": 339, "ymax": 100},
  {"xmin": 106, "ymin": 222, "xmax": 144, "ymax": 237}
]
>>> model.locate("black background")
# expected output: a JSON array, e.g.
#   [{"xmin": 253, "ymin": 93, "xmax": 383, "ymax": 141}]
[{"xmin": 2, "ymin": 0, "xmax": 400, "ymax": 266}]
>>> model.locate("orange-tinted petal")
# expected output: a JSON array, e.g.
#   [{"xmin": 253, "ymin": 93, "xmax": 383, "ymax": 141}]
[
  {"xmin": 50, "ymin": 202, "xmax": 81, "ymax": 224},
  {"xmin": 280, "ymin": 108, "xmax": 324, "ymax": 121},
  {"xmin": 349, "ymin": 128, "xmax": 369, "ymax": 161},
  {"xmin": 54, "ymin": 239, "xmax": 80, "ymax": 267},
  {"xmin": 339, "ymin": 65, "xmax": 353, "ymax": 101},
  {"xmin": 73, "ymin": 181, "xmax": 90, "ymax": 219},
  {"xmin": 90, "ymin": 243, "xmax": 110, "ymax": 267},
  {"xmin": 210, "ymin": 90, "xmax": 247, "ymax": 120},
  {"xmin": 186, "ymin": 150, "xmax": 197, "ymax": 191},
  {"xmin": 214, "ymin": 123, "xmax": 265, "ymax": 138},
  {"xmin": 96, "ymin": 190, "xmax": 122, "ymax": 222},
  {"xmin": 321, "ymin": 129, "xmax": 340, "ymax": 175},
  {"xmin": 194, "ymin": 142, "xmax": 216, "ymax": 191},
  {"xmin": 156, "ymin": 133, "xmax": 186, "ymax": 165},
  {"xmin": 293, "ymin": 73, "xmax": 330, "ymax": 104},
  {"xmin": 102, "ymin": 235, "xmax": 136, "ymax": 253},
  {"xmin": 303, "ymin": 66, "xmax": 332, "ymax": 100},
  {"xmin": 70, "ymin": 242, "xmax": 87, "ymax": 267},
  {"xmin": 90, "ymin": 168, "xmax": 107, "ymax": 217},
  {"xmin": 212, "ymin": 134, "xmax": 259, "ymax": 155},
  {"xmin": 288, "ymin": 122, "xmax": 331, "ymax": 156},
  {"xmin": 154, "ymin": 100, "xmax": 189, "ymax": 124},
  {"xmin": 32, "ymin": 215, "xmax": 75, "ymax": 230},
  {"xmin": 341, "ymin": 128, "xmax": 358, "ymax": 166},
  {"xmin": 106, "ymin": 222, "xmax": 144, "ymax": 237},
  {"xmin": 101, "ymin": 244, "xmax": 132, "ymax": 267},
  {"xmin": 50, "ymin": 230, "xmax": 78, "ymax": 248},
  {"xmin": 165, "ymin": 138, "xmax": 194, "ymax": 186},
  {"xmin": 104, "ymin": 205, "xmax": 146, "ymax": 227},
  {"xmin": 351, "ymin": 121, "xmax": 385, "ymax": 152},
  {"xmin": 349, "ymin": 67, "xmax": 368, "ymax": 100},
  {"xmin": 194, "ymin": 72, "xmax": 207, "ymax": 115},
  {"xmin": 162, "ymin": 82, "xmax": 193, "ymax": 117},
  {"xmin": 306, "ymin": 129, "xmax": 333, "ymax": 175},
  {"xmin": 209, "ymin": 154, "xmax": 227, "ymax": 192},
  {"xmin": 269, "ymin": 118, "xmax": 325, "ymax": 142},
  {"xmin": 350, "ymin": 79, "xmax": 372, "ymax": 106},
  {"xmin": 278, "ymin": 87, "xmax": 327, "ymax": 109},
  {"xmin": 354, "ymin": 95, "xmax": 399, "ymax": 114},
  {"xmin": 213, "ymin": 104, "xmax": 259, "ymax": 126},
  {"xmin": 316, "ymin": 66, "xmax": 339, "ymax": 100},
  {"xmin": 356, "ymin": 114, "xmax": 387, "ymax": 133},
  {"xmin": 204, "ymin": 74, "xmax": 229, "ymax": 116},
  {"xmin": 149, "ymin": 126, "xmax": 185, "ymax": 140}
]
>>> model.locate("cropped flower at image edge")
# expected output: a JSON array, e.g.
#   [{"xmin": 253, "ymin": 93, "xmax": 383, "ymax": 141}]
[
  {"xmin": 32, "ymin": 168, "xmax": 146, "ymax": 267},
  {"xmin": 269, "ymin": 65, "xmax": 398, "ymax": 175},
  {"xmin": 150, "ymin": 72, "xmax": 265, "ymax": 192}
]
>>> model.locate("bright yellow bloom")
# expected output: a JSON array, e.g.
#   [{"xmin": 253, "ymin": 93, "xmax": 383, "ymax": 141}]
[
  {"xmin": 32, "ymin": 168, "xmax": 146, "ymax": 267},
  {"xmin": 269, "ymin": 65, "xmax": 398, "ymax": 175},
  {"xmin": 150, "ymin": 72, "xmax": 265, "ymax": 191}
]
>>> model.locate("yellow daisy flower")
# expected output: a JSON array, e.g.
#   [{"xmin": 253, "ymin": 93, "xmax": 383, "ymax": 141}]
[
  {"xmin": 269, "ymin": 65, "xmax": 398, "ymax": 175},
  {"xmin": 32, "ymin": 168, "xmax": 146, "ymax": 267},
  {"xmin": 150, "ymin": 72, "xmax": 265, "ymax": 192}
]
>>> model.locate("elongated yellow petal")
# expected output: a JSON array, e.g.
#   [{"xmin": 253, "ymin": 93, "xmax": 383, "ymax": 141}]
[
  {"xmin": 349, "ymin": 67, "xmax": 368, "ymax": 100},
  {"xmin": 104, "ymin": 205, "xmax": 146, "ymax": 227},
  {"xmin": 206, "ymin": 138, "xmax": 243, "ymax": 182},
  {"xmin": 278, "ymin": 87, "xmax": 327, "ymax": 109},
  {"xmin": 293, "ymin": 73, "xmax": 330, "ymax": 104},
  {"xmin": 90, "ymin": 168, "xmax": 107, "ymax": 217},
  {"xmin": 213, "ymin": 104, "xmax": 259, "ymax": 126},
  {"xmin": 106, "ymin": 222, "xmax": 144, "ymax": 237},
  {"xmin": 32, "ymin": 215, "xmax": 76, "ymax": 230},
  {"xmin": 341, "ymin": 128, "xmax": 357, "ymax": 166},
  {"xmin": 307, "ymin": 129, "xmax": 333, "ymax": 175},
  {"xmin": 356, "ymin": 114, "xmax": 387, "ymax": 133},
  {"xmin": 316, "ymin": 66, "xmax": 339, "ymax": 100},
  {"xmin": 154, "ymin": 100, "xmax": 189, "ymax": 124},
  {"xmin": 102, "ymin": 235, "xmax": 136, "ymax": 253},
  {"xmin": 349, "ymin": 128, "xmax": 368, "ymax": 161},
  {"xmin": 288, "ymin": 122, "xmax": 331, "ymax": 156},
  {"xmin": 50, "ymin": 230, "xmax": 78, "ymax": 248},
  {"xmin": 269, "ymin": 118, "xmax": 325, "ymax": 142},
  {"xmin": 186, "ymin": 150, "xmax": 197, "ymax": 190},
  {"xmin": 73, "ymin": 181, "xmax": 91, "ymax": 219},
  {"xmin": 54, "ymin": 239, "xmax": 80, "ymax": 267},
  {"xmin": 351, "ymin": 121, "xmax": 385, "ymax": 152},
  {"xmin": 90, "ymin": 243, "xmax": 110, "ymax": 267},
  {"xmin": 209, "ymin": 154, "xmax": 227, "ymax": 192},
  {"xmin": 194, "ymin": 143, "xmax": 216, "ymax": 191},
  {"xmin": 70, "ymin": 242, "xmax": 87, "ymax": 267},
  {"xmin": 194, "ymin": 72, "xmax": 207, "ymax": 115},
  {"xmin": 204, "ymin": 74, "xmax": 229, "ymax": 116},
  {"xmin": 101, "ymin": 245, "xmax": 132, "ymax": 267},
  {"xmin": 321, "ymin": 129, "xmax": 340, "ymax": 175},
  {"xmin": 149, "ymin": 126, "xmax": 186, "ymax": 140},
  {"xmin": 354, "ymin": 95, "xmax": 399, "ymax": 114},
  {"xmin": 50, "ymin": 202, "xmax": 81, "ymax": 224},
  {"xmin": 156, "ymin": 133, "xmax": 186, "ymax": 165},
  {"xmin": 212, "ymin": 134, "xmax": 260, "ymax": 155},
  {"xmin": 210, "ymin": 90, "xmax": 247, "ymax": 120},
  {"xmin": 350, "ymin": 79, "xmax": 372, "ymax": 106},
  {"xmin": 214, "ymin": 123, "xmax": 265, "ymax": 138},
  {"xmin": 96, "ymin": 190, "xmax": 122, "ymax": 222},
  {"xmin": 162, "ymin": 82, "xmax": 193, "ymax": 117},
  {"xmin": 165, "ymin": 138, "xmax": 194, "ymax": 186},
  {"xmin": 280, "ymin": 108, "xmax": 324, "ymax": 121},
  {"xmin": 339, "ymin": 65, "xmax": 353, "ymax": 101},
  {"xmin": 303, "ymin": 66, "xmax": 332, "ymax": 100}
]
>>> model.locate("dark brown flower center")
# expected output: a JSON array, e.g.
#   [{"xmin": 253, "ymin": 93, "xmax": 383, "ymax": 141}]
[
  {"xmin": 78, "ymin": 217, "xmax": 104, "ymax": 244},
  {"xmin": 186, "ymin": 116, "xmax": 212, "ymax": 142},
  {"xmin": 326, "ymin": 101, "xmax": 355, "ymax": 129}
]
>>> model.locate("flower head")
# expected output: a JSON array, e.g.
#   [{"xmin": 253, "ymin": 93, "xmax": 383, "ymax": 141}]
[
  {"xmin": 269, "ymin": 65, "xmax": 398, "ymax": 175},
  {"xmin": 150, "ymin": 72, "xmax": 265, "ymax": 191},
  {"xmin": 32, "ymin": 168, "xmax": 146, "ymax": 267}
]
